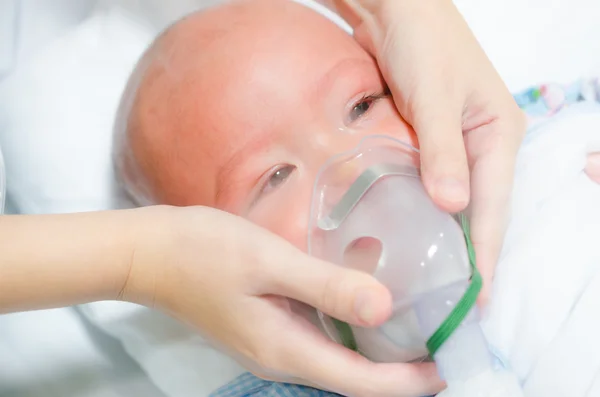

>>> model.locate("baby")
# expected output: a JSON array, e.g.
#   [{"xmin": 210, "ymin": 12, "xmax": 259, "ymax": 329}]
[
  {"xmin": 113, "ymin": 0, "xmax": 419, "ymax": 253},
  {"xmin": 111, "ymin": 0, "xmax": 600, "ymax": 395},
  {"xmin": 114, "ymin": 0, "xmax": 600, "ymax": 232}
]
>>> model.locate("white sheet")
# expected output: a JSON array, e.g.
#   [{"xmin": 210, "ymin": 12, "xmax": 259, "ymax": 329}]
[
  {"xmin": 0, "ymin": 0, "xmax": 97, "ymax": 77},
  {"xmin": 0, "ymin": 308, "xmax": 166, "ymax": 397},
  {"xmin": 79, "ymin": 302, "xmax": 246, "ymax": 397},
  {"xmin": 0, "ymin": 0, "xmax": 18, "ymax": 77}
]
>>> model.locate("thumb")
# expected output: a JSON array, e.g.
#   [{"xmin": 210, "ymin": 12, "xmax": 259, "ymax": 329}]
[
  {"xmin": 263, "ymin": 246, "xmax": 392, "ymax": 328},
  {"xmin": 406, "ymin": 100, "xmax": 471, "ymax": 213}
]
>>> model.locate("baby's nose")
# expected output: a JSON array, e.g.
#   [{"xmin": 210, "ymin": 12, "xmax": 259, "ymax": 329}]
[
  {"xmin": 310, "ymin": 127, "xmax": 366, "ymax": 158},
  {"xmin": 320, "ymin": 160, "xmax": 364, "ymax": 215}
]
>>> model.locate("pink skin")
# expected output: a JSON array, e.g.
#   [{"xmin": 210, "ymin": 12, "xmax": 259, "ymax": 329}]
[
  {"xmin": 586, "ymin": 153, "xmax": 600, "ymax": 183},
  {"xmin": 124, "ymin": 0, "xmax": 600, "ymax": 254},
  {"xmin": 125, "ymin": 0, "xmax": 417, "ymax": 251}
]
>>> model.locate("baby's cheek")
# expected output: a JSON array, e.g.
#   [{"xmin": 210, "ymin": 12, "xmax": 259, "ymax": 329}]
[
  {"xmin": 249, "ymin": 199, "xmax": 311, "ymax": 252},
  {"xmin": 272, "ymin": 210, "xmax": 310, "ymax": 252}
]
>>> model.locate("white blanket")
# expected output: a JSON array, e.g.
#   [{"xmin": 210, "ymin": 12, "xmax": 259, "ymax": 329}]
[{"xmin": 482, "ymin": 102, "xmax": 600, "ymax": 396}]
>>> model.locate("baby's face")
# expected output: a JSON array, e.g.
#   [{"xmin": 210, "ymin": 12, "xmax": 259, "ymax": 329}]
[{"xmin": 132, "ymin": 0, "xmax": 416, "ymax": 250}]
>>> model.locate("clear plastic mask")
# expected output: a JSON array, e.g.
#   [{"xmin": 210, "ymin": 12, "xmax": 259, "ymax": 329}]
[{"xmin": 307, "ymin": 135, "xmax": 473, "ymax": 363}]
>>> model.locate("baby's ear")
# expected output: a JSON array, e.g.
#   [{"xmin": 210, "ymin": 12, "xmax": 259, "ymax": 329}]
[{"xmin": 585, "ymin": 152, "xmax": 600, "ymax": 184}]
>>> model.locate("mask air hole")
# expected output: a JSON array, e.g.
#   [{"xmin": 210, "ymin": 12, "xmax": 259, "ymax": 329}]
[{"xmin": 343, "ymin": 237, "xmax": 382, "ymax": 275}]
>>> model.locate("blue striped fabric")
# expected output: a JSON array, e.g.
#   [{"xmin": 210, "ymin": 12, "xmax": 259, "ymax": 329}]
[{"xmin": 210, "ymin": 372, "xmax": 342, "ymax": 397}]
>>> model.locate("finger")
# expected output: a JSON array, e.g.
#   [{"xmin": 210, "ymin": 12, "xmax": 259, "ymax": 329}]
[
  {"xmin": 585, "ymin": 152, "xmax": 600, "ymax": 184},
  {"xmin": 329, "ymin": 0, "xmax": 363, "ymax": 28},
  {"xmin": 409, "ymin": 99, "xmax": 471, "ymax": 214},
  {"xmin": 282, "ymin": 323, "xmax": 445, "ymax": 397},
  {"xmin": 467, "ymin": 121, "xmax": 523, "ymax": 303},
  {"xmin": 261, "ymin": 246, "xmax": 392, "ymax": 328},
  {"xmin": 470, "ymin": 152, "xmax": 512, "ymax": 303}
]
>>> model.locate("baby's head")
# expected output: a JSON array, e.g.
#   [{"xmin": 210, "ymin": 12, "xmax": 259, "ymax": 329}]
[{"xmin": 114, "ymin": 0, "xmax": 416, "ymax": 249}]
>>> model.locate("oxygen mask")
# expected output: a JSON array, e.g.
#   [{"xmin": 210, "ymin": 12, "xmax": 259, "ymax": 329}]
[{"xmin": 307, "ymin": 135, "xmax": 523, "ymax": 395}]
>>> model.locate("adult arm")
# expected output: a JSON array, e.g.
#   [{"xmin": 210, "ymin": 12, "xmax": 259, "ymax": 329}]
[
  {"xmin": 0, "ymin": 205, "xmax": 442, "ymax": 397},
  {"xmin": 0, "ymin": 209, "xmax": 145, "ymax": 313}
]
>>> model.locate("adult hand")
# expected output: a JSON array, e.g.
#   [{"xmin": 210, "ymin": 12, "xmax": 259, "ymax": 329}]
[
  {"xmin": 124, "ymin": 205, "xmax": 445, "ymax": 397},
  {"xmin": 333, "ymin": 0, "xmax": 527, "ymax": 303}
]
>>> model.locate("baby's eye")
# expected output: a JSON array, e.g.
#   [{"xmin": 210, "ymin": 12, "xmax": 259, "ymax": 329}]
[
  {"xmin": 348, "ymin": 91, "xmax": 388, "ymax": 123},
  {"xmin": 264, "ymin": 165, "xmax": 296, "ymax": 194},
  {"xmin": 349, "ymin": 97, "xmax": 375, "ymax": 122}
]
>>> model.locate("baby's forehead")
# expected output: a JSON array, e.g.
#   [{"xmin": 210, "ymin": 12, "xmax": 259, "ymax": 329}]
[
  {"xmin": 141, "ymin": 0, "xmax": 365, "ymax": 134},
  {"xmin": 132, "ymin": 0, "xmax": 369, "ymax": 205}
]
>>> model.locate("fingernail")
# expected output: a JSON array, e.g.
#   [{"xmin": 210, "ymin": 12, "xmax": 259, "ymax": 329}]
[
  {"xmin": 354, "ymin": 288, "xmax": 378, "ymax": 325},
  {"xmin": 436, "ymin": 178, "xmax": 468, "ymax": 205}
]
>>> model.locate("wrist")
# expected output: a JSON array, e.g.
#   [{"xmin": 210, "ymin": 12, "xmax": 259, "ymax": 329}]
[
  {"xmin": 333, "ymin": 0, "xmax": 453, "ymax": 29},
  {"xmin": 0, "ymin": 209, "xmax": 157, "ymax": 313},
  {"xmin": 117, "ymin": 205, "xmax": 175, "ymax": 307},
  {"xmin": 122, "ymin": 205, "xmax": 232, "ymax": 317}
]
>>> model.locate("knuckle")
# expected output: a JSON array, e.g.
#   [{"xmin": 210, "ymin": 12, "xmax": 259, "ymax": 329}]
[
  {"xmin": 513, "ymin": 108, "xmax": 528, "ymax": 137},
  {"xmin": 500, "ymin": 102, "xmax": 528, "ymax": 141}
]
